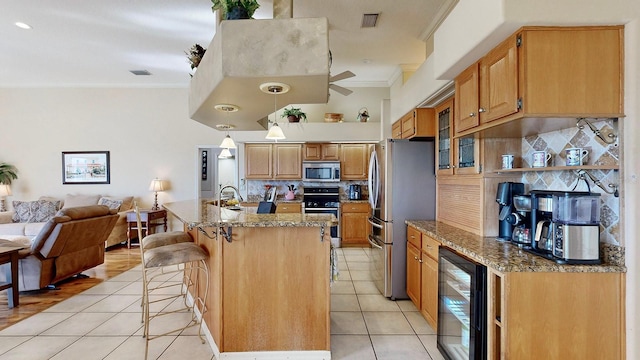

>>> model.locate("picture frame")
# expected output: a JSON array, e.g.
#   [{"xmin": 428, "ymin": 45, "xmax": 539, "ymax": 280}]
[{"xmin": 62, "ymin": 151, "xmax": 110, "ymax": 184}]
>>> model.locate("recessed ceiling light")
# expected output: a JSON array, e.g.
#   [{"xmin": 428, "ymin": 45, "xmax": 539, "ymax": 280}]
[
  {"xmin": 129, "ymin": 70, "xmax": 152, "ymax": 76},
  {"xmin": 15, "ymin": 22, "xmax": 32, "ymax": 30}
]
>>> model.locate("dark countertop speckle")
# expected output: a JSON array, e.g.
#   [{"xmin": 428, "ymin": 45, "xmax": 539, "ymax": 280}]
[{"xmin": 406, "ymin": 220, "xmax": 625, "ymax": 273}]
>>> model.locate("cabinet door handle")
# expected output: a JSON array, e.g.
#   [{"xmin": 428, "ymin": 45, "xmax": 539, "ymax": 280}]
[
  {"xmin": 419, "ymin": 259, "xmax": 423, "ymax": 263},
  {"xmin": 469, "ymin": 112, "xmax": 476, "ymax": 117},
  {"xmin": 414, "ymin": 256, "xmax": 419, "ymax": 261},
  {"xmin": 478, "ymin": 107, "xmax": 486, "ymax": 113}
]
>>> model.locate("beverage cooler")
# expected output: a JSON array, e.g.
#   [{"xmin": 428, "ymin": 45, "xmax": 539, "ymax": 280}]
[{"xmin": 437, "ymin": 248, "xmax": 487, "ymax": 360}]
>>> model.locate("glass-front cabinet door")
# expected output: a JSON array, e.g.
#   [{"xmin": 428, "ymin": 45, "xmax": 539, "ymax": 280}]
[
  {"xmin": 455, "ymin": 134, "xmax": 481, "ymax": 175},
  {"xmin": 436, "ymin": 97, "xmax": 454, "ymax": 176}
]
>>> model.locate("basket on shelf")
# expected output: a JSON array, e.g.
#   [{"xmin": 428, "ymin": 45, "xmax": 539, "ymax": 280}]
[{"xmin": 324, "ymin": 113, "xmax": 343, "ymax": 122}]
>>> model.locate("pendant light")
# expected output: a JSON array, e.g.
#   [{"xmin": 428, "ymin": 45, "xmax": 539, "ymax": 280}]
[
  {"xmin": 214, "ymin": 104, "xmax": 238, "ymax": 148},
  {"xmin": 260, "ymin": 82, "xmax": 290, "ymax": 141},
  {"xmin": 218, "ymin": 148, "xmax": 233, "ymax": 159}
]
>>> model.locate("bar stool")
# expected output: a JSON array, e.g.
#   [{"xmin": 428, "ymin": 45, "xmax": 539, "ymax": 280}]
[{"xmin": 134, "ymin": 205, "xmax": 209, "ymax": 359}]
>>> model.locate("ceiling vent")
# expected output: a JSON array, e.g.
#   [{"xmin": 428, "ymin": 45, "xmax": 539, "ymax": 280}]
[
  {"xmin": 130, "ymin": 70, "xmax": 152, "ymax": 76},
  {"xmin": 361, "ymin": 13, "xmax": 379, "ymax": 28}
]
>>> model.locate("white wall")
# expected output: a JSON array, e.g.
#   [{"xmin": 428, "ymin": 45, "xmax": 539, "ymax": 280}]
[{"xmin": 0, "ymin": 88, "xmax": 220, "ymax": 213}]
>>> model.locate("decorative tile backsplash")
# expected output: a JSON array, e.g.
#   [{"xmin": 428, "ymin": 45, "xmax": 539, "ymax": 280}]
[
  {"xmin": 519, "ymin": 118, "xmax": 620, "ymax": 245},
  {"xmin": 246, "ymin": 180, "xmax": 369, "ymax": 201}
]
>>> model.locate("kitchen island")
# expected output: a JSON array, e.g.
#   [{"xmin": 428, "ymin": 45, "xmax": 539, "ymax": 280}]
[
  {"xmin": 164, "ymin": 199, "xmax": 338, "ymax": 360},
  {"xmin": 406, "ymin": 220, "xmax": 626, "ymax": 360}
]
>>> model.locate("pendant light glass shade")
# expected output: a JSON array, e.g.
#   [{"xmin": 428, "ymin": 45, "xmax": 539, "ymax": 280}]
[
  {"xmin": 219, "ymin": 135, "xmax": 236, "ymax": 149},
  {"xmin": 265, "ymin": 123, "xmax": 286, "ymax": 140},
  {"xmin": 218, "ymin": 148, "xmax": 233, "ymax": 158}
]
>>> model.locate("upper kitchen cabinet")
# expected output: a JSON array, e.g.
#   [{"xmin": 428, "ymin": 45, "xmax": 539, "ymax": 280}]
[
  {"xmin": 245, "ymin": 143, "xmax": 302, "ymax": 180},
  {"xmin": 436, "ymin": 97, "xmax": 455, "ymax": 176},
  {"xmin": 454, "ymin": 25, "xmax": 624, "ymax": 138},
  {"xmin": 303, "ymin": 143, "xmax": 340, "ymax": 161},
  {"xmin": 245, "ymin": 144, "xmax": 273, "ymax": 179},
  {"xmin": 273, "ymin": 144, "xmax": 303, "ymax": 179},
  {"xmin": 340, "ymin": 144, "xmax": 371, "ymax": 180},
  {"xmin": 392, "ymin": 108, "xmax": 436, "ymax": 139}
]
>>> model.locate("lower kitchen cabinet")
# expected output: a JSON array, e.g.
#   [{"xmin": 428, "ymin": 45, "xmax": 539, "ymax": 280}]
[
  {"xmin": 420, "ymin": 235, "xmax": 439, "ymax": 330},
  {"xmin": 341, "ymin": 202, "xmax": 370, "ymax": 247},
  {"xmin": 406, "ymin": 225, "xmax": 440, "ymax": 330},
  {"xmin": 487, "ymin": 268, "xmax": 624, "ymax": 360},
  {"xmin": 275, "ymin": 202, "xmax": 302, "ymax": 213},
  {"xmin": 406, "ymin": 241, "xmax": 422, "ymax": 305}
]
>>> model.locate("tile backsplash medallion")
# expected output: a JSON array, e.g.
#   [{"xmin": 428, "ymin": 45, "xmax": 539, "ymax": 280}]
[{"xmin": 519, "ymin": 118, "xmax": 620, "ymax": 246}]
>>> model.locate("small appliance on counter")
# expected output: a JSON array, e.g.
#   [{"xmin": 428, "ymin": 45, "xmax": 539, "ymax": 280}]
[
  {"xmin": 551, "ymin": 192, "xmax": 601, "ymax": 264},
  {"xmin": 348, "ymin": 184, "xmax": 361, "ymax": 200},
  {"xmin": 508, "ymin": 195, "xmax": 532, "ymax": 246},
  {"xmin": 496, "ymin": 182, "xmax": 524, "ymax": 241},
  {"xmin": 529, "ymin": 190, "xmax": 558, "ymax": 258}
]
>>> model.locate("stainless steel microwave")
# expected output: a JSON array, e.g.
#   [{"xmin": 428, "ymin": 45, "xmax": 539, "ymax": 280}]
[{"xmin": 302, "ymin": 161, "xmax": 340, "ymax": 182}]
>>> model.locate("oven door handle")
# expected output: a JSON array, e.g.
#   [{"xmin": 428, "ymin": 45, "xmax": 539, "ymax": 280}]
[
  {"xmin": 368, "ymin": 217, "xmax": 383, "ymax": 229},
  {"xmin": 368, "ymin": 235, "xmax": 383, "ymax": 249}
]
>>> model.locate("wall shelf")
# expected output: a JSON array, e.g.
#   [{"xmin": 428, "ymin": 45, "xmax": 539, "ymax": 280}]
[{"xmin": 493, "ymin": 165, "xmax": 619, "ymax": 174}]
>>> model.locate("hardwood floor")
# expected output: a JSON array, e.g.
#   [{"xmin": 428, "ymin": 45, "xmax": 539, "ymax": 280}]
[{"xmin": 0, "ymin": 245, "xmax": 141, "ymax": 331}]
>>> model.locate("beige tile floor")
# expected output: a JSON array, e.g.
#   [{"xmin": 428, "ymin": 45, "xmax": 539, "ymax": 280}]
[{"xmin": 0, "ymin": 247, "xmax": 445, "ymax": 360}]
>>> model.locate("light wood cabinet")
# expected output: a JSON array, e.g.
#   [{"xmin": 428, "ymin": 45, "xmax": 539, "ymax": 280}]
[
  {"xmin": 487, "ymin": 268, "xmax": 624, "ymax": 360},
  {"xmin": 245, "ymin": 143, "xmax": 302, "ymax": 180},
  {"xmin": 303, "ymin": 143, "xmax": 340, "ymax": 161},
  {"xmin": 420, "ymin": 249, "xmax": 438, "ymax": 330},
  {"xmin": 393, "ymin": 108, "xmax": 436, "ymax": 139},
  {"xmin": 340, "ymin": 144, "xmax": 370, "ymax": 180},
  {"xmin": 341, "ymin": 202, "xmax": 370, "ymax": 247},
  {"xmin": 276, "ymin": 202, "xmax": 302, "ymax": 213},
  {"xmin": 455, "ymin": 26, "xmax": 624, "ymax": 138},
  {"xmin": 406, "ymin": 241, "xmax": 422, "ymax": 306},
  {"xmin": 436, "ymin": 97, "xmax": 455, "ymax": 176},
  {"xmin": 273, "ymin": 144, "xmax": 302, "ymax": 179},
  {"xmin": 245, "ymin": 144, "xmax": 273, "ymax": 179}
]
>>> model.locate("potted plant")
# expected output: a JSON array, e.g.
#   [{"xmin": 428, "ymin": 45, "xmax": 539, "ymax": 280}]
[
  {"xmin": 0, "ymin": 162, "xmax": 18, "ymax": 185},
  {"xmin": 186, "ymin": 44, "xmax": 206, "ymax": 71},
  {"xmin": 211, "ymin": 0, "xmax": 260, "ymax": 20},
  {"xmin": 281, "ymin": 106, "xmax": 307, "ymax": 123}
]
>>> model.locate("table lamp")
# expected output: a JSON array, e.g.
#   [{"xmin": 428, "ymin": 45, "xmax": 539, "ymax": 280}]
[
  {"xmin": 0, "ymin": 184, "xmax": 12, "ymax": 212},
  {"xmin": 149, "ymin": 178, "xmax": 164, "ymax": 210}
]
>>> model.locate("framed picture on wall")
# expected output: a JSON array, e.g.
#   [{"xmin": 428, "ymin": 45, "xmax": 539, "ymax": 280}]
[{"xmin": 62, "ymin": 151, "xmax": 110, "ymax": 184}]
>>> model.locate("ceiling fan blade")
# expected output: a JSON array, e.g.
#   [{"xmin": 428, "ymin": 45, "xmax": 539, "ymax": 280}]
[
  {"xmin": 330, "ymin": 70, "xmax": 355, "ymax": 82},
  {"xmin": 329, "ymin": 84, "xmax": 353, "ymax": 96}
]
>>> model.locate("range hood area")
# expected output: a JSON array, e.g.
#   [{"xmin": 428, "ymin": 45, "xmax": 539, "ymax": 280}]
[{"xmin": 189, "ymin": 18, "xmax": 330, "ymax": 131}]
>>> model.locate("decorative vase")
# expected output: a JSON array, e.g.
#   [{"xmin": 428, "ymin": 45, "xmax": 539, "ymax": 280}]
[
  {"xmin": 287, "ymin": 115, "xmax": 300, "ymax": 123},
  {"xmin": 285, "ymin": 190, "xmax": 295, "ymax": 200},
  {"xmin": 226, "ymin": 7, "xmax": 250, "ymax": 20}
]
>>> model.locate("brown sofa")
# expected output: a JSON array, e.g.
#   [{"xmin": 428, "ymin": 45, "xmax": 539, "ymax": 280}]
[
  {"xmin": 15, "ymin": 205, "xmax": 118, "ymax": 291},
  {"xmin": 0, "ymin": 194, "xmax": 133, "ymax": 248}
]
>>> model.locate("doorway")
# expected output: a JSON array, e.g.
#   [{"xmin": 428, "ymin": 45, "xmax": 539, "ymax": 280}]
[{"xmin": 198, "ymin": 147, "xmax": 238, "ymax": 199}]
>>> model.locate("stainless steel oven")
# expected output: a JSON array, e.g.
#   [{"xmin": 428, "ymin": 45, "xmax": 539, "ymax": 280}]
[{"xmin": 303, "ymin": 186, "xmax": 340, "ymax": 246}]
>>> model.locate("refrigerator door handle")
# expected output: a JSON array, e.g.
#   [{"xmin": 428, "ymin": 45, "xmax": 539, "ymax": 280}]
[
  {"xmin": 368, "ymin": 235, "xmax": 383, "ymax": 249},
  {"xmin": 368, "ymin": 217, "xmax": 383, "ymax": 229}
]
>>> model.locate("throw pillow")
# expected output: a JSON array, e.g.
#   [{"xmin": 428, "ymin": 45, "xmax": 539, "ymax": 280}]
[
  {"xmin": 62, "ymin": 194, "xmax": 101, "ymax": 209},
  {"xmin": 98, "ymin": 197, "xmax": 123, "ymax": 211},
  {"xmin": 12, "ymin": 200, "xmax": 62, "ymax": 223}
]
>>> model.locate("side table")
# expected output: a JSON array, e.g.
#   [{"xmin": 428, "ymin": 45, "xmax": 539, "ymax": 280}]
[
  {"xmin": 0, "ymin": 239, "xmax": 24, "ymax": 308},
  {"xmin": 126, "ymin": 209, "xmax": 168, "ymax": 248}
]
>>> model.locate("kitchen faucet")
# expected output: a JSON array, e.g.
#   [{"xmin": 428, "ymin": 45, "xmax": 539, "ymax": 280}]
[{"xmin": 218, "ymin": 185, "xmax": 245, "ymax": 206}]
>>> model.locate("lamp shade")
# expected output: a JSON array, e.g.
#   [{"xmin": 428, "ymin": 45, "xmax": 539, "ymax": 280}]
[
  {"xmin": 265, "ymin": 123, "xmax": 286, "ymax": 140},
  {"xmin": 218, "ymin": 148, "xmax": 233, "ymax": 158},
  {"xmin": 149, "ymin": 179, "xmax": 165, "ymax": 192},
  {"xmin": 219, "ymin": 135, "xmax": 236, "ymax": 149},
  {"xmin": 0, "ymin": 184, "xmax": 11, "ymax": 197}
]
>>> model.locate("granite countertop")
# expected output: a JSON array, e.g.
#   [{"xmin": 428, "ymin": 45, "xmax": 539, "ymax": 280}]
[
  {"xmin": 406, "ymin": 220, "xmax": 626, "ymax": 274},
  {"xmin": 340, "ymin": 198, "xmax": 370, "ymax": 204},
  {"xmin": 163, "ymin": 199, "xmax": 337, "ymax": 229}
]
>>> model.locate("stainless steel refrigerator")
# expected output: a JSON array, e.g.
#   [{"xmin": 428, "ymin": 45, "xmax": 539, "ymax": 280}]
[{"xmin": 368, "ymin": 138, "xmax": 436, "ymax": 299}]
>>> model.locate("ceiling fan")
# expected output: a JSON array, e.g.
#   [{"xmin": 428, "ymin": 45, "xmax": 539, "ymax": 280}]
[{"xmin": 328, "ymin": 51, "xmax": 355, "ymax": 96}]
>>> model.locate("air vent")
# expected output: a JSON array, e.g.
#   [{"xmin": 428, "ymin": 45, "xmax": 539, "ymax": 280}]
[
  {"xmin": 361, "ymin": 13, "xmax": 379, "ymax": 28},
  {"xmin": 130, "ymin": 70, "xmax": 152, "ymax": 76}
]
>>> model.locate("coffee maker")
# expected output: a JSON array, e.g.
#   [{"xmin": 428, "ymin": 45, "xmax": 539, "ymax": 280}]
[
  {"xmin": 507, "ymin": 195, "xmax": 532, "ymax": 247},
  {"xmin": 496, "ymin": 182, "xmax": 524, "ymax": 241},
  {"xmin": 551, "ymin": 192, "xmax": 601, "ymax": 264},
  {"xmin": 529, "ymin": 190, "xmax": 558, "ymax": 257}
]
